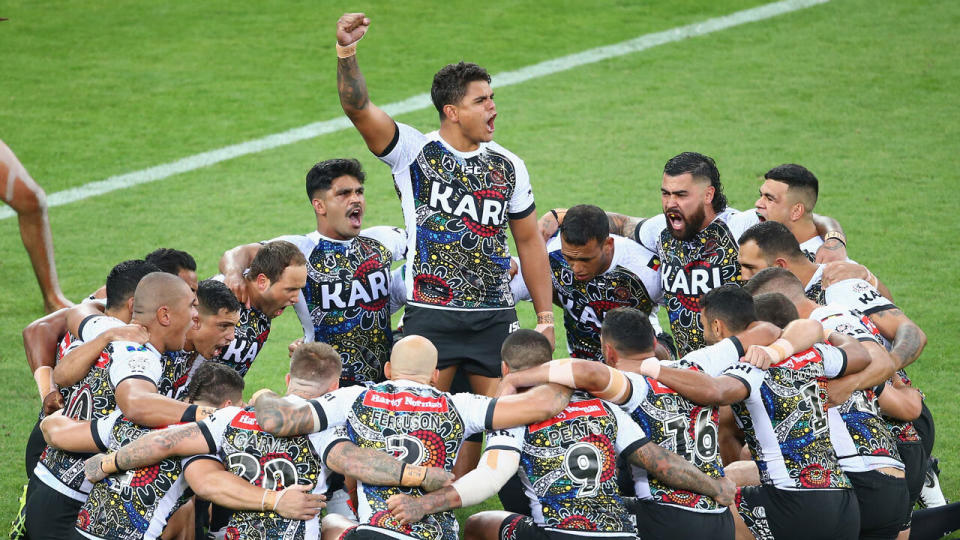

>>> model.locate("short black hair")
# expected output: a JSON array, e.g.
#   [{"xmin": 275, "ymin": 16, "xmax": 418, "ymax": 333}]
[
  {"xmin": 197, "ymin": 279, "xmax": 242, "ymax": 316},
  {"xmin": 663, "ymin": 152, "xmax": 727, "ymax": 213},
  {"xmin": 700, "ymin": 284, "xmax": 756, "ymax": 333},
  {"xmin": 742, "ymin": 267, "xmax": 806, "ymax": 300},
  {"xmin": 501, "ymin": 329, "xmax": 553, "ymax": 371},
  {"xmin": 560, "ymin": 204, "xmax": 609, "ymax": 246},
  {"xmin": 738, "ymin": 221, "xmax": 804, "ymax": 261},
  {"xmin": 306, "ymin": 158, "xmax": 365, "ymax": 200},
  {"xmin": 764, "ymin": 164, "xmax": 818, "ymax": 210},
  {"xmin": 431, "ymin": 62, "xmax": 492, "ymax": 120},
  {"xmin": 600, "ymin": 308, "xmax": 656, "ymax": 355},
  {"xmin": 105, "ymin": 259, "xmax": 162, "ymax": 310},
  {"xmin": 185, "ymin": 362, "xmax": 244, "ymax": 405},
  {"xmin": 144, "ymin": 248, "xmax": 197, "ymax": 274},
  {"xmin": 753, "ymin": 292, "xmax": 800, "ymax": 329},
  {"xmin": 290, "ymin": 342, "xmax": 342, "ymax": 382},
  {"xmin": 247, "ymin": 241, "xmax": 307, "ymax": 283}
]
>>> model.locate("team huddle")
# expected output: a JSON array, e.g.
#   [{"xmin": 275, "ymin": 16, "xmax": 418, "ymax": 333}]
[{"xmin": 14, "ymin": 11, "xmax": 955, "ymax": 540}]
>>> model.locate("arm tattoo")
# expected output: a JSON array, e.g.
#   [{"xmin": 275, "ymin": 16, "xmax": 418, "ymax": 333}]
[
  {"xmin": 116, "ymin": 424, "xmax": 202, "ymax": 471},
  {"xmin": 327, "ymin": 443, "xmax": 401, "ymax": 485},
  {"xmin": 337, "ymin": 56, "xmax": 370, "ymax": 111},
  {"xmin": 605, "ymin": 212, "xmax": 642, "ymax": 238},
  {"xmin": 822, "ymin": 240, "xmax": 844, "ymax": 251},
  {"xmin": 255, "ymin": 394, "xmax": 315, "ymax": 436},
  {"xmin": 889, "ymin": 317, "xmax": 925, "ymax": 368},
  {"xmin": 632, "ymin": 442, "xmax": 719, "ymax": 498}
]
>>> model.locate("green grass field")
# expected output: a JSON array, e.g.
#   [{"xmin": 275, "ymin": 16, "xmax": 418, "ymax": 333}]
[{"xmin": 2, "ymin": 0, "xmax": 958, "ymax": 531}]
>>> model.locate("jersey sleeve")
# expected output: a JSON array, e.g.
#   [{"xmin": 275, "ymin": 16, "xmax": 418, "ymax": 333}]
[
  {"xmin": 620, "ymin": 371, "xmax": 650, "ymax": 413},
  {"xmin": 508, "ymin": 257, "xmax": 530, "ymax": 302},
  {"xmin": 681, "ymin": 337, "xmax": 744, "ymax": 377},
  {"xmin": 721, "ymin": 363, "xmax": 764, "ymax": 398},
  {"xmin": 725, "ymin": 209, "xmax": 761, "ymax": 239},
  {"xmin": 484, "ymin": 426, "xmax": 524, "ymax": 453},
  {"xmin": 635, "ymin": 214, "xmax": 666, "ymax": 254},
  {"xmin": 450, "ymin": 392, "xmax": 496, "ymax": 436},
  {"xmin": 648, "ymin": 307, "xmax": 664, "ymax": 335},
  {"xmin": 77, "ymin": 315, "xmax": 125, "ymax": 342},
  {"xmin": 362, "ymin": 226, "xmax": 409, "ymax": 261},
  {"xmin": 377, "ymin": 122, "xmax": 428, "ymax": 175},
  {"xmin": 610, "ymin": 403, "xmax": 651, "ymax": 458},
  {"xmin": 307, "ymin": 385, "xmax": 366, "ymax": 432},
  {"xmin": 265, "ymin": 234, "xmax": 315, "ymax": 259},
  {"xmin": 108, "ymin": 342, "xmax": 163, "ymax": 388},
  {"xmin": 815, "ymin": 343, "xmax": 848, "ymax": 379},
  {"xmin": 196, "ymin": 406, "xmax": 244, "ymax": 455},
  {"xmin": 815, "ymin": 306, "xmax": 878, "ymax": 343},
  {"xmin": 506, "ymin": 156, "xmax": 535, "ymax": 219},
  {"xmin": 824, "ymin": 278, "xmax": 897, "ymax": 316},
  {"xmin": 389, "ymin": 266, "xmax": 407, "ymax": 315},
  {"xmin": 618, "ymin": 236, "xmax": 664, "ymax": 304},
  {"xmin": 90, "ymin": 410, "xmax": 124, "ymax": 452},
  {"xmin": 309, "ymin": 424, "xmax": 352, "ymax": 464}
]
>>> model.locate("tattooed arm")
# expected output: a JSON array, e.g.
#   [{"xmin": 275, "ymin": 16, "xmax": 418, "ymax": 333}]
[
  {"xmin": 252, "ymin": 390, "xmax": 320, "ymax": 436},
  {"xmin": 606, "ymin": 211, "xmax": 647, "ymax": 239},
  {"xmin": 336, "ymin": 13, "xmax": 397, "ymax": 155},
  {"xmin": 811, "ymin": 213, "xmax": 848, "ymax": 263},
  {"xmin": 84, "ymin": 423, "xmax": 210, "ymax": 482},
  {"xmin": 324, "ymin": 441, "xmax": 454, "ymax": 491},
  {"xmin": 869, "ymin": 308, "xmax": 927, "ymax": 370},
  {"xmin": 629, "ymin": 440, "xmax": 735, "ymax": 506}
]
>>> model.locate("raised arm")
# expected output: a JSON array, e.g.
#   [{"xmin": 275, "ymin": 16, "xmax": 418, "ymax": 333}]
[
  {"xmin": 324, "ymin": 440, "xmax": 454, "ymax": 492},
  {"xmin": 336, "ymin": 12, "xmax": 397, "ymax": 155},
  {"xmin": 489, "ymin": 383, "xmax": 572, "ymax": 430},
  {"xmin": 84, "ymin": 422, "xmax": 211, "ymax": 482},
  {"xmin": 628, "ymin": 440, "xmax": 735, "ymax": 506},
  {"xmin": 811, "ymin": 213, "xmax": 847, "ymax": 263},
  {"xmin": 219, "ymin": 242, "xmax": 261, "ymax": 305},
  {"xmin": 510, "ymin": 213, "xmax": 556, "ymax": 348},
  {"xmin": 53, "ymin": 324, "xmax": 149, "ymax": 387}
]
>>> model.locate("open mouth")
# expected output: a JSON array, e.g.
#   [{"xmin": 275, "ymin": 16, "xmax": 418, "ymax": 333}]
[
  {"xmin": 348, "ymin": 206, "xmax": 362, "ymax": 228},
  {"xmin": 486, "ymin": 114, "xmax": 496, "ymax": 133},
  {"xmin": 757, "ymin": 212, "xmax": 767, "ymax": 222},
  {"xmin": 666, "ymin": 211, "xmax": 685, "ymax": 231}
]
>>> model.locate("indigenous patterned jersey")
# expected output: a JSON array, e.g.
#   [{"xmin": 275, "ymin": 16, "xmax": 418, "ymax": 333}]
[
  {"xmin": 35, "ymin": 317, "xmax": 127, "ymax": 501},
  {"xmin": 884, "ymin": 371, "xmax": 921, "ymax": 444},
  {"xmin": 492, "ymin": 392, "xmax": 645, "ymax": 535},
  {"xmin": 514, "ymin": 235, "xmax": 661, "ymax": 361},
  {"xmin": 212, "ymin": 304, "xmax": 272, "ymax": 378},
  {"xmin": 804, "ymin": 264, "xmax": 825, "ymax": 303},
  {"xmin": 309, "ymin": 380, "xmax": 494, "ymax": 540},
  {"xmin": 799, "ymin": 236, "xmax": 824, "ymax": 262},
  {"xmin": 620, "ymin": 368, "xmax": 725, "ymax": 513},
  {"xmin": 277, "ymin": 227, "xmax": 407, "ymax": 385},
  {"xmin": 198, "ymin": 399, "xmax": 344, "ymax": 540},
  {"xmin": 76, "ymin": 412, "xmax": 195, "ymax": 540},
  {"xmin": 654, "ymin": 210, "xmax": 758, "ymax": 355},
  {"xmin": 724, "ymin": 344, "xmax": 851, "ymax": 490},
  {"xmin": 160, "ymin": 350, "xmax": 197, "ymax": 402},
  {"xmin": 378, "ymin": 122, "xmax": 536, "ymax": 310}
]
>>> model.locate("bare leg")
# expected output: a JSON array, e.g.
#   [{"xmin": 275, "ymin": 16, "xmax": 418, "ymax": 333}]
[
  {"xmin": 464, "ymin": 511, "xmax": 512, "ymax": 540},
  {"xmin": 321, "ymin": 513, "xmax": 357, "ymax": 540},
  {"xmin": 434, "ymin": 365, "xmax": 458, "ymax": 392},
  {"xmin": 0, "ymin": 141, "xmax": 72, "ymax": 313},
  {"xmin": 161, "ymin": 498, "xmax": 195, "ymax": 540}
]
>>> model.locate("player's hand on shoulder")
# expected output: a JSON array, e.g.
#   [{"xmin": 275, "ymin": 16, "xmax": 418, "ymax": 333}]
[
  {"xmin": 84, "ymin": 453, "xmax": 110, "ymax": 483},
  {"xmin": 386, "ymin": 493, "xmax": 428, "ymax": 525},
  {"xmin": 537, "ymin": 209, "xmax": 563, "ymax": 243},
  {"xmin": 42, "ymin": 389, "xmax": 64, "ymax": 415},
  {"xmin": 821, "ymin": 261, "xmax": 866, "ymax": 287},
  {"xmin": 222, "ymin": 272, "xmax": 249, "ymax": 307},
  {"xmin": 741, "ymin": 344, "xmax": 775, "ymax": 370},
  {"xmin": 106, "ymin": 324, "xmax": 150, "ymax": 345},
  {"xmin": 275, "ymin": 483, "xmax": 326, "ymax": 520},
  {"xmin": 337, "ymin": 13, "xmax": 370, "ymax": 46},
  {"xmin": 535, "ymin": 323, "xmax": 556, "ymax": 350},
  {"xmin": 421, "ymin": 466, "xmax": 455, "ymax": 492}
]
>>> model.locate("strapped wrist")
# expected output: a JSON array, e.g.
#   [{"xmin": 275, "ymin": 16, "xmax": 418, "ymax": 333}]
[
  {"xmin": 400, "ymin": 463, "xmax": 427, "ymax": 487},
  {"xmin": 34, "ymin": 366, "xmax": 54, "ymax": 399}
]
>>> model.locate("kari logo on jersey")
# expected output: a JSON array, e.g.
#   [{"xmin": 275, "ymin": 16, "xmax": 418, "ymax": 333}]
[
  {"xmin": 362, "ymin": 391, "xmax": 449, "ymax": 412},
  {"xmin": 529, "ymin": 399, "xmax": 608, "ymax": 432},
  {"xmin": 773, "ymin": 348, "xmax": 822, "ymax": 370},
  {"xmin": 660, "ymin": 263, "xmax": 723, "ymax": 297},
  {"xmin": 316, "ymin": 267, "xmax": 390, "ymax": 310},
  {"xmin": 229, "ymin": 411, "xmax": 263, "ymax": 431},
  {"xmin": 428, "ymin": 182, "xmax": 506, "ymax": 227}
]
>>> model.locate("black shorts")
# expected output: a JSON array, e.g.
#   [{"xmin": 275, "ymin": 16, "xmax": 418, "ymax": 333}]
[
  {"xmin": 899, "ymin": 442, "xmax": 926, "ymax": 511},
  {"xmin": 498, "ymin": 514, "xmax": 636, "ymax": 540},
  {"xmin": 913, "ymin": 401, "xmax": 935, "ymax": 458},
  {"xmin": 735, "ymin": 485, "xmax": 859, "ymax": 540},
  {"xmin": 626, "ymin": 497, "xmax": 733, "ymax": 540},
  {"xmin": 24, "ymin": 480, "xmax": 84, "ymax": 539},
  {"xmin": 848, "ymin": 469, "xmax": 911, "ymax": 539},
  {"xmin": 342, "ymin": 524, "xmax": 412, "ymax": 539},
  {"xmin": 402, "ymin": 305, "xmax": 518, "ymax": 378},
  {"xmin": 25, "ymin": 417, "xmax": 45, "ymax": 478}
]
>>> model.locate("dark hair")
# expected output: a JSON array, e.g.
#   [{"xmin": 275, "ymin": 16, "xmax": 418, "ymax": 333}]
[
  {"xmin": 246, "ymin": 241, "xmax": 307, "ymax": 283},
  {"xmin": 185, "ymin": 362, "xmax": 244, "ymax": 405},
  {"xmin": 753, "ymin": 293, "xmax": 800, "ymax": 329},
  {"xmin": 663, "ymin": 152, "xmax": 727, "ymax": 213},
  {"xmin": 742, "ymin": 267, "xmax": 805, "ymax": 299},
  {"xmin": 144, "ymin": 248, "xmax": 197, "ymax": 274},
  {"xmin": 738, "ymin": 221, "xmax": 804, "ymax": 261},
  {"xmin": 560, "ymin": 204, "xmax": 609, "ymax": 246},
  {"xmin": 700, "ymin": 284, "xmax": 756, "ymax": 333},
  {"xmin": 600, "ymin": 308, "xmax": 655, "ymax": 355},
  {"xmin": 431, "ymin": 62, "xmax": 492, "ymax": 119},
  {"xmin": 501, "ymin": 329, "xmax": 553, "ymax": 371},
  {"xmin": 197, "ymin": 279, "xmax": 242, "ymax": 316},
  {"xmin": 105, "ymin": 259, "xmax": 162, "ymax": 310},
  {"xmin": 306, "ymin": 158, "xmax": 365, "ymax": 200},
  {"xmin": 764, "ymin": 164, "xmax": 818, "ymax": 210},
  {"xmin": 290, "ymin": 342, "xmax": 342, "ymax": 382}
]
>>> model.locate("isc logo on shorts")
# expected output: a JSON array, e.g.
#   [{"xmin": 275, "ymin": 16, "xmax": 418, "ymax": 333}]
[{"xmin": 508, "ymin": 321, "xmax": 520, "ymax": 333}]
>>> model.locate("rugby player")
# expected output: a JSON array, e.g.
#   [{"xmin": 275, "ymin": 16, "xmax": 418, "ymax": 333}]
[
  {"xmin": 221, "ymin": 159, "xmax": 406, "ymax": 386},
  {"xmin": 333, "ymin": 12, "xmax": 555, "ymax": 401},
  {"xmin": 383, "ymin": 329, "xmax": 736, "ymax": 540},
  {"xmin": 85, "ymin": 343, "xmax": 453, "ymax": 540},
  {"xmin": 512, "ymin": 204, "xmax": 664, "ymax": 362},
  {"xmin": 252, "ymin": 334, "xmax": 573, "ymax": 539}
]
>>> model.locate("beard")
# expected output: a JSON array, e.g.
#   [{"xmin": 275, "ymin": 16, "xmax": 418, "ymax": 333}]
[{"xmin": 667, "ymin": 204, "xmax": 707, "ymax": 241}]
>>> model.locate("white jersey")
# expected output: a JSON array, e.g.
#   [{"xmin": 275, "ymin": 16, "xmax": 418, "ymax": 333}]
[
  {"xmin": 378, "ymin": 122, "xmax": 535, "ymax": 311},
  {"xmin": 825, "ymin": 278, "xmax": 897, "ymax": 349}
]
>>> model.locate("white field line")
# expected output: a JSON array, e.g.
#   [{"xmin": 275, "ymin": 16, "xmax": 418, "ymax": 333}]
[{"xmin": 0, "ymin": 0, "xmax": 829, "ymax": 220}]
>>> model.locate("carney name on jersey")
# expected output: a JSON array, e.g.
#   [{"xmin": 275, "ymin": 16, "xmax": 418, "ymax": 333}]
[
  {"xmin": 77, "ymin": 411, "xmax": 197, "ymax": 540},
  {"xmin": 515, "ymin": 235, "xmax": 662, "ymax": 361},
  {"xmin": 724, "ymin": 344, "xmax": 851, "ymax": 490},
  {"xmin": 378, "ymin": 123, "xmax": 536, "ymax": 311},
  {"xmin": 276, "ymin": 227, "xmax": 407, "ymax": 385},
  {"xmin": 492, "ymin": 392, "xmax": 646, "ymax": 536},
  {"xmin": 197, "ymin": 399, "xmax": 346, "ymax": 540},
  {"xmin": 639, "ymin": 210, "xmax": 759, "ymax": 356},
  {"xmin": 309, "ymin": 380, "xmax": 495, "ymax": 540}
]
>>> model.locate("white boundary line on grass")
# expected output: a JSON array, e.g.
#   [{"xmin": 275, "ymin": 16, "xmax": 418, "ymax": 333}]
[{"xmin": 0, "ymin": 0, "xmax": 829, "ymax": 220}]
